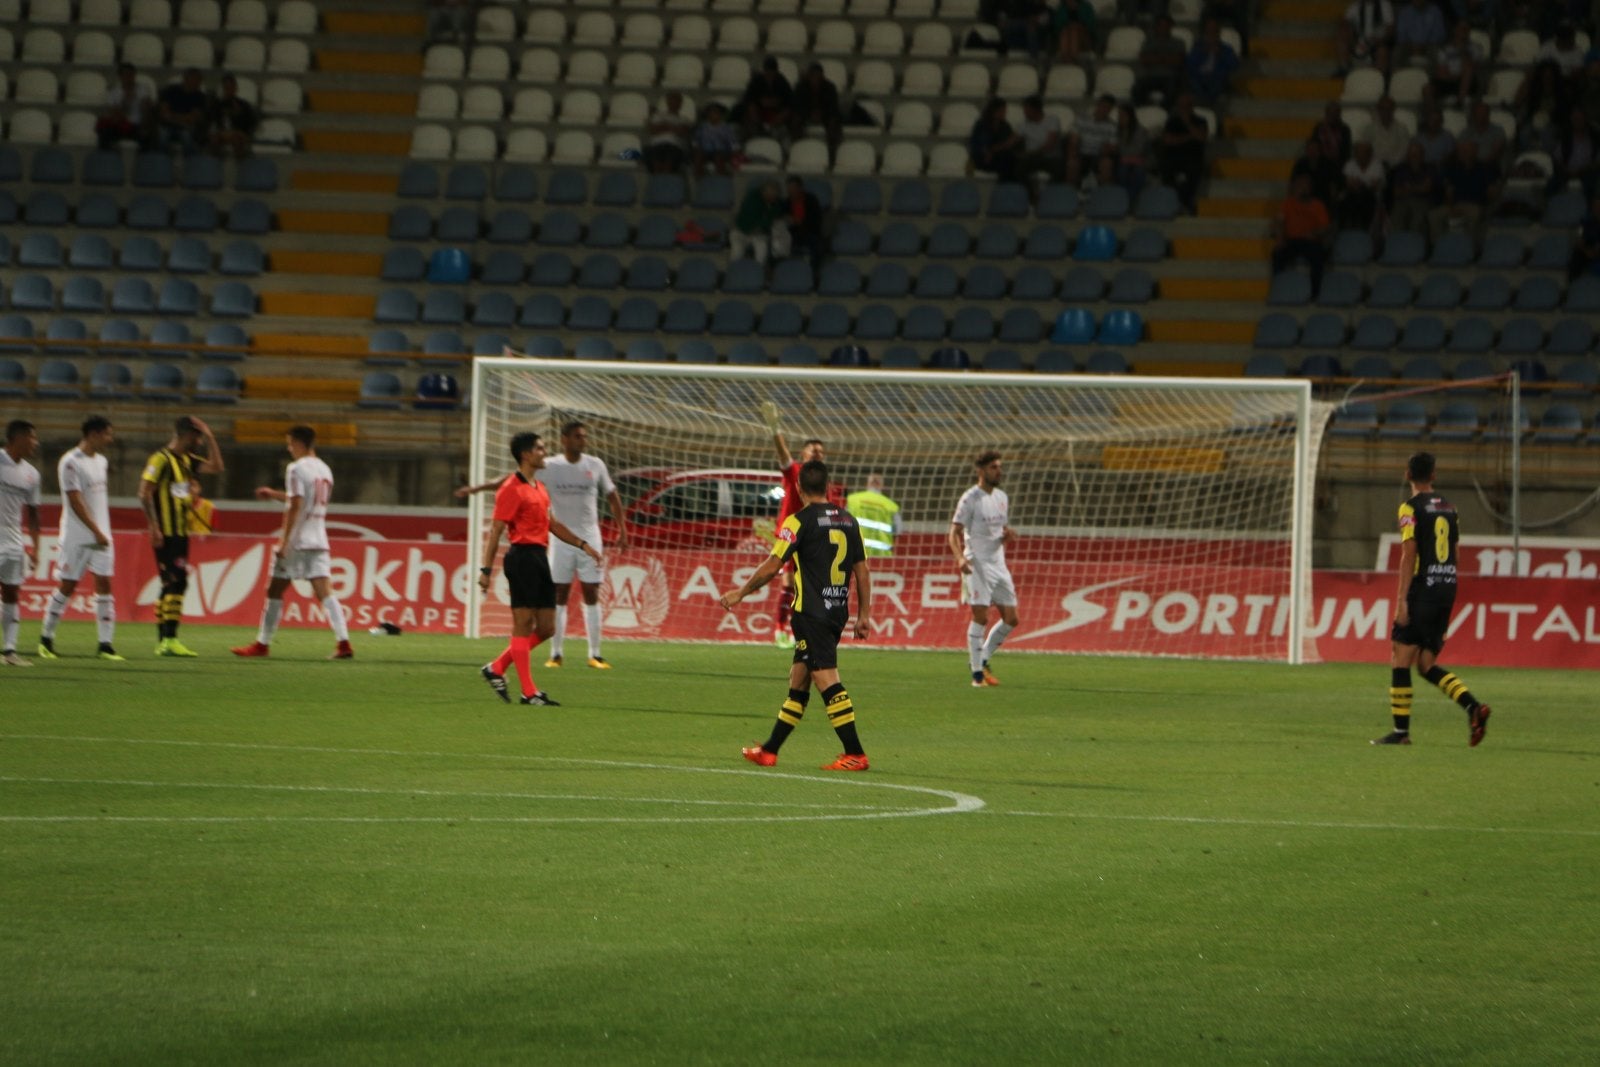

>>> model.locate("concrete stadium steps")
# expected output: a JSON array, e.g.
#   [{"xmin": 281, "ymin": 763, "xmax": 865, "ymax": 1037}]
[
  {"xmin": 1211, "ymin": 157, "xmax": 1295, "ymax": 181},
  {"xmin": 298, "ymin": 130, "xmax": 414, "ymax": 156},
  {"xmin": 1238, "ymin": 77, "xmax": 1344, "ymax": 101},
  {"xmin": 1261, "ymin": 0, "xmax": 1345, "ymax": 21},
  {"xmin": 1249, "ymin": 36, "xmax": 1339, "ymax": 61},
  {"xmin": 1144, "ymin": 320, "xmax": 1257, "ymax": 345},
  {"xmin": 289, "ymin": 170, "xmax": 402, "ymax": 195},
  {"xmin": 250, "ymin": 333, "xmax": 371, "ymax": 357},
  {"xmin": 306, "ymin": 90, "xmax": 421, "ymax": 116},
  {"xmin": 321, "ymin": 11, "xmax": 428, "ymax": 38},
  {"xmin": 276, "ymin": 209, "xmax": 392, "ymax": 236},
  {"xmin": 266, "ymin": 251, "xmax": 386, "ymax": 276},
  {"xmin": 315, "ymin": 49, "xmax": 426, "ymax": 77},
  {"xmin": 1196, "ymin": 197, "xmax": 1278, "ymax": 219},
  {"xmin": 257, "ymin": 292, "xmax": 378, "ymax": 319},
  {"xmin": 1158, "ymin": 278, "xmax": 1271, "ymax": 302},
  {"xmin": 1171, "ymin": 237, "xmax": 1275, "ymax": 261}
]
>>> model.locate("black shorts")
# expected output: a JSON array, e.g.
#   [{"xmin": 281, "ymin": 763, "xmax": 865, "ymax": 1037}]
[
  {"xmin": 791, "ymin": 614, "xmax": 844, "ymax": 671},
  {"xmin": 503, "ymin": 544, "xmax": 555, "ymax": 610},
  {"xmin": 1391, "ymin": 596, "xmax": 1454, "ymax": 654},
  {"xmin": 154, "ymin": 535, "xmax": 190, "ymax": 582}
]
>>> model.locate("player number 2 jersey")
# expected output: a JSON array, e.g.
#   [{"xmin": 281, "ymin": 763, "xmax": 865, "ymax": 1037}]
[
  {"xmin": 1398, "ymin": 491, "xmax": 1458, "ymax": 599},
  {"xmin": 284, "ymin": 456, "xmax": 334, "ymax": 551},
  {"xmin": 772, "ymin": 503, "xmax": 865, "ymax": 626},
  {"xmin": 58, "ymin": 448, "xmax": 111, "ymax": 549}
]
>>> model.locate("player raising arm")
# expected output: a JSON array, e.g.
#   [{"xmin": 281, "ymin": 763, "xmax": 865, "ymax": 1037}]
[
  {"xmin": 721, "ymin": 458, "xmax": 873, "ymax": 772},
  {"xmin": 760, "ymin": 400, "xmax": 829, "ymax": 651},
  {"xmin": 950, "ymin": 450, "xmax": 1018, "ymax": 688}
]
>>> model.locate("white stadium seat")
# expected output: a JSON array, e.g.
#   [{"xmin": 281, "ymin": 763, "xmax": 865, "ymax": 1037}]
[{"xmin": 410, "ymin": 124, "xmax": 452, "ymax": 160}]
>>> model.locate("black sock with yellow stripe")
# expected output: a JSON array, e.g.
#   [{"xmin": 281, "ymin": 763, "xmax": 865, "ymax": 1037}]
[
  {"xmin": 1423, "ymin": 665, "xmax": 1480, "ymax": 716},
  {"xmin": 821, "ymin": 683, "xmax": 864, "ymax": 756},
  {"xmin": 762, "ymin": 689, "xmax": 808, "ymax": 754},
  {"xmin": 1389, "ymin": 667, "xmax": 1412, "ymax": 734}
]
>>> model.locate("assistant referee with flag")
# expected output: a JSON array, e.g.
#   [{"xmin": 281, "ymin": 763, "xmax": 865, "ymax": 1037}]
[{"xmin": 139, "ymin": 415, "xmax": 224, "ymax": 657}]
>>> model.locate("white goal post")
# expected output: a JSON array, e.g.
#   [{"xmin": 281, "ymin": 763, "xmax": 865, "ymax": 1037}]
[{"xmin": 467, "ymin": 357, "xmax": 1332, "ymax": 663}]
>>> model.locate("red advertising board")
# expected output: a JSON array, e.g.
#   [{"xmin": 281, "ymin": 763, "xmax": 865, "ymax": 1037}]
[{"xmin": 14, "ymin": 506, "xmax": 1596, "ymax": 669}]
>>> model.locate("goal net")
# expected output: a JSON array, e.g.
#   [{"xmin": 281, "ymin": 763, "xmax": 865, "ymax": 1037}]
[{"xmin": 467, "ymin": 357, "xmax": 1333, "ymax": 663}]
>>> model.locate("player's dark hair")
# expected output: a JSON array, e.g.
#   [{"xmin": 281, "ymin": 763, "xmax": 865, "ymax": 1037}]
[
  {"xmin": 803, "ymin": 438, "xmax": 824, "ymax": 450},
  {"xmin": 560, "ymin": 420, "xmax": 586, "ymax": 438},
  {"xmin": 1407, "ymin": 451, "xmax": 1436, "ymax": 483},
  {"xmin": 5, "ymin": 419, "xmax": 33, "ymax": 442},
  {"xmin": 288, "ymin": 424, "xmax": 316, "ymax": 448},
  {"xmin": 175, "ymin": 416, "xmax": 199, "ymax": 435},
  {"xmin": 81, "ymin": 415, "xmax": 111, "ymax": 437},
  {"xmin": 799, "ymin": 459, "xmax": 829, "ymax": 497},
  {"xmin": 510, "ymin": 432, "xmax": 541, "ymax": 462},
  {"xmin": 975, "ymin": 450, "xmax": 1001, "ymax": 468}
]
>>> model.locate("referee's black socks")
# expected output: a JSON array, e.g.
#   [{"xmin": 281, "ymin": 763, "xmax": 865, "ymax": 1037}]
[{"xmin": 821, "ymin": 683, "xmax": 865, "ymax": 756}]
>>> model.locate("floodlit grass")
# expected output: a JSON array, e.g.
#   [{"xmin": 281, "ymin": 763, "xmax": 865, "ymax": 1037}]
[{"xmin": 2, "ymin": 623, "xmax": 1596, "ymax": 1065}]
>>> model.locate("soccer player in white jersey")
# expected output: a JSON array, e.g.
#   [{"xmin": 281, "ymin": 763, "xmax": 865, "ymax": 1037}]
[
  {"xmin": 38, "ymin": 416, "xmax": 123, "ymax": 661},
  {"xmin": 949, "ymin": 451, "xmax": 1019, "ymax": 688},
  {"xmin": 539, "ymin": 421, "xmax": 628, "ymax": 669},
  {"xmin": 1, "ymin": 420, "xmax": 44, "ymax": 666},
  {"xmin": 231, "ymin": 425, "xmax": 353, "ymax": 660}
]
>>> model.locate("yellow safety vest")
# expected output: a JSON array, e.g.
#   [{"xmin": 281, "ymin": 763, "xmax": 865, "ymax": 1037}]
[{"xmin": 845, "ymin": 490, "xmax": 899, "ymax": 557}]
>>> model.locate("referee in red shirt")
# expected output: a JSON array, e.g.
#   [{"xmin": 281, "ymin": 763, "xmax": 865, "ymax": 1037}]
[{"xmin": 478, "ymin": 432, "xmax": 602, "ymax": 705}]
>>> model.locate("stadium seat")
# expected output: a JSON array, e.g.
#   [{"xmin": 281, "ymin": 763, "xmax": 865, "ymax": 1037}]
[
  {"xmin": 1268, "ymin": 271, "xmax": 1313, "ymax": 306},
  {"xmin": 998, "ymin": 308, "xmax": 1044, "ymax": 344},
  {"xmin": 1533, "ymin": 404, "xmax": 1585, "ymax": 443},
  {"xmin": 1546, "ymin": 318, "xmax": 1594, "ymax": 355},
  {"xmin": 662, "ymin": 298, "xmax": 709, "ymax": 334},
  {"xmin": 624, "ymin": 256, "xmax": 671, "ymax": 292},
  {"xmin": 1446, "ymin": 317, "xmax": 1493, "ymax": 354},
  {"xmin": 1378, "ymin": 399, "xmax": 1428, "ymax": 439},
  {"xmin": 1296, "ymin": 314, "xmax": 1344, "ymax": 349},
  {"xmin": 673, "ymin": 340, "xmax": 717, "ymax": 364},
  {"xmin": 358, "ymin": 372, "xmax": 404, "ymax": 410},
  {"xmin": 520, "ymin": 295, "xmax": 564, "ymax": 330},
  {"xmin": 1366, "ymin": 273, "xmax": 1414, "ymax": 309},
  {"xmin": 0, "ymin": 359, "xmax": 27, "ymax": 398},
  {"xmin": 1108, "ymin": 269, "xmax": 1155, "ymax": 304},
  {"xmin": 46, "ymin": 317, "xmax": 90, "ymax": 354},
  {"xmin": 1497, "ymin": 318, "xmax": 1544, "ymax": 356},
  {"xmin": 522, "ymin": 336, "xmax": 563, "ymax": 358},
  {"xmin": 568, "ymin": 296, "xmax": 613, "ymax": 331},
  {"xmin": 1331, "ymin": 231, "xmax": 1373, "ymax": 267},
  {"xmin": 226, "ymin": 199, "xmax": 271, "ymax": 234},
  {"xmin": 375, "ymin": 289, "xmax": 419, "ymax": 324},
  {"xmin": 1315, "ymin": 271, "xmax": 1362, "ymax": 308},
  {"xmin": 0, "ymin": 316, "xmax": 36, "ymax": 353},
  {"xmin": 913, "ymin": 265, "xmax": 959, "ymax": 300},
  {"xmin": 673, "ymin": 259, "xmax": 719, "ymax": 294},
  {"xmin": 62, "ymin": 277, "xmax": 105, "ymax": 313},
  {"xmin": 614, "ymin": 298, "xmax": 659, "ymax": 333},
  {"xmin": 1025, "ymin": 226, "xmax": 1070, "ymax": 260},
  {"xmin": 37, "ymin": 360, "xmax": 82, "ymax": 399},
  {"xmin": 1086, "ymin": 350, "xmax": 1130, "ymax": 374},
  {"xmin": 758, "ymin": 302, "xmax": 804, "ymax": 338},
  {"xmin": 1351, "ymin": 315, "xmax": 1399, "ymax": 351},
  {"xmin": 1298, "ymin": 354, "xmax": 1342, "ymax": 378},
  {"xmin": 727, "ymin": 341, "xmax": 767, "ymax": 366},
  {"xmin": 1379, "ymin": 231, "xmax": 1427, "ymax": 267},
  {"xmin": 473, "ymin": 292, "xmax": 517, "ymax": 328},
  {"xmin": 18, "ymin": 234, "xmax": 63, "ymax": 270},
  {"xmin": 1254, "ymin": 314, "xmax": 1299, "ymax": 349},
  {"xmin": 1244, "ymin": 353, "xmax": 1289, "ymax": 377},
  {"xmin": 1514, "ymin": 276, "xmax": 1562, "ymax": 312},
  {"xmin": 194, "ymin": 364, "xmax": 242, "ymax": 403},
  {"xmin": 1007, "ymin": 266, "xmax": 1052, "ymax": 301},
  {"xmin": 1072, "ymin": 225, "xmax": 1118, "ymax": 262},
  {"xmin": 576, "ymin": 254, "xmax": 624, "ymax": 290},
  {"xmin": 1061, "ymin": 268, "xmax": 1105, "ymax": 303},
  {"xmin": 1464, "ymin": 276, "xmax": 1512, "ymax": 311},
  {"xmin": 1564, "ymin": 276, "xmax": 1600, "ymax": 312},
  {"xmin": 1398, "ymin": 316, "xmax": 1446, "ymax": 353},
  {"xmin": 1327, "ymin": 406, "xmax": 1378, "ymax": 438},
  {"xmin": 1415, "ymin": 274, "xmax": 1463, "ymax": 309},
  {"xmin": 806, "ymin": 304, "xmax": 851, "ymax": 340}
]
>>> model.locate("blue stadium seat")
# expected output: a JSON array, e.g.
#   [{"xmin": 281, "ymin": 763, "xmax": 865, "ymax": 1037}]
[
  {"xmin": 901, "ymin": 306, "xmax": 946, "ymax": 342},
  {"xmin": 1061, "ymin": 267, "xmax": 1105, "ymax": 303},
  {"xmin": 777, "ymin": 343, "xmax": 820, "ymax": 366},
  {"xmin": 1244, "ymin": 353, "xmax": 1289, "ymax": 377},
  {"xmin": 1447, "ymin": 317, "xmax": 1494, "ymax": 354},
  {"xmin": 226, "ymin": 199, "xmax": 271, "ymax": 234},
  {"xmin": 358, "ymin": 371, "xmax": 404, "ymax": 409},
  {"xmin": 202, "ymin": 323, "xmax": 249, "ymax": 358},
  {"xmin": 826, "ymin": 344, "xmax": 868, "ymax": 367},
  {"xmin": 210, "ymin": 282, "xmax": 255, "ymax": 318},
  {"xmin": 1108, "ymin": 268, "xmax": 1154, "ymax": 304},
  {"xmin": 1037, "ymin": 184, "xmax": 1079, "ymax": 219},
  {"xmin": 495, "ymin": 165, "xmax": 538, "ymax": 202},
  {"xmin": 427, "ymin": 248, "xmax": 472, "ymax": 284},
  {"xmin": 928, "ymin": 347, "xmax": 971, "ymax": 370},
  {"xmin": 927, "ymin": 222, "xmax": 971, "ymax": 258},
  {"xmin": 1546, "ymin": 318, "xmax": 1594, "ymax": 355},
  {"xmin": 537, "ymin": 210, "xmax": 582, "ymax": 247},
  {"xmin": 1268, "ymin": 271, "xmax": 1312, "ymax": 306},
  {"xmin": 150, "ymin": 321, "xmax": 193, "ymax": 358},
  {"xmin": 642, "ymin": 174, "xmax": 686, "ymax": 209},
  {"xmin": 235, "ymin": 158, "xmax": 279, "ymax": 193},
  {"xmin": 1098, "ymin": 310, "xmax": 1143, "ymax": 346},
  {"xmin": 1006, "ymin": 266, "xmax": 1052, "ymax": 301},
  {"xmin": 1398, "ymin": 315, "xmax": 1445, "ymax": 353},
  {"xmin": 855, "ymin": 304, "xmax": 899, "ymax": 341},
  {"xmin": 879, "ymin": 347, "xmax": 921, "ymax": 369},
  {"xmin": 111, "ymin": 278, "xmax": 157, "ymax": 314},
  {"xmin": 75, "ymin": 195, "xmax": 120, "ymax": 228},
  {"xmin": 9, "ymin": 275, "xmax": 54, "ymax": 311},
  {"xmin": 1478, "ymin": 232, "xmax": 1523, "ymax": 268},
  {"xmin": 181, "ymin": 155, "xmax": 224, "ymax": 191},
  {"xmin": 807, "ymin": 304, "xmax": 851, "ymax": 340},
  {"xmin": 1464, "ymin": 275, "xmax": 1511, "ymax": 310},
  {"xmin": 1084, "ymin": 185, "xmax": 1129, "ymax": 219},
  {"xmin": 625, "ymin": 256, "xmax": 671, "ymax": 291},
  {"xmin": 723, "ymin": 341, "xmax": 765, "ymax": 366},
  {"xmin": 981, "ymin": 349, "xmax": 1023, "ymax": 371},
  {"xmin": 1543, "ymin": 189, "xmax": 1585, "ymax": 227},
  {"xmin": 1350, "ymin": 314, "xmax": 1398, "ymax": 351},
  {"xmin": 1327, "ymin": 406, "xmax": 1378, "ymax": 438},
  {"xmin": 1349, "ymin": 354, "xmax": 1392, "ymax": 380},
  {"xmin": 18, "ymin": 234, "xmax": 63, "ymax": 269},
  {"xmin": 127, "ymin": 196, "xmax": 172, "ymax": 230},
  {"xmin": 1379, "ymin": 231, "xmax": 1427, "ymax": 266},
  {"xmin": 889, "ymin": 180, "xmax": 932, "ymax": 216},
  {"xmin": 481, "ymin": 250, "xmax": 525, "ymax": 285},
  {"xmin": 37, "ymin": 360, "xmax": 83, "ymax": 399},
  {"xmin": 1497, "ymin": 318, "xmax": 1544, "ymax": 355},
  {"xmin": 949, "ymin": 307, "xmax": 994, "ymax": 343},
  {"xmin": 634, "ymin": 214, "xmax": 678, "ymax": 250},
  {"xmin": 1508, "ymin": 357, "xmax": 1547, "ymax": 383},
  {"xmin": 0, "ymin": 148, "xmax": 19, "ymax": 184},
  {"xmin": 1557, "ymin": 360, "xmax": 1600, "ymax": 387},
  {"xmin": 1399, "ymin": 355, "xmax": 1445, "ymax": 380},
  {"xmin": 1533, "ymin": 403, "xmax": 1585, "ymax": 443},
  {"xmin": 1300, "ymin": 313, "xmax": 1346, "ymax": 349},
  {"xmin": 421, "ymin": 331, "xmax": 467, "ymax": 361},
  {"xmin": 1379, "ymin": 399, "xmax": 1428, "ymax": 438},
  {"xmin": 770, "ymin": 260, "xmax": 813, "ymax": 295},
  {"xmin": 1331, "ymin": 230, "xmax": 1373, "ymax": 266},
  {"xmin": 692, "ymin": 175, "xmax": 734, "ymax": 211},
  {"xmin": 141, "ymin": 363, "xmax": 186, "ymax": 402},
  {"xmin": 544, "ymin": 170, "xmax": 589, "ymax": 205},
  {"xmin": 82, "ymin": 151, "xmax": 126, "ymax": 186},
  {"xmin": 865, "ymin": 262, "xmax": 911, "ymax": 298},
  {"xmin": 574, "ymin": 337, "xmax": 618, "ymax": 361},
  {"xmin": 878, "ymin": 222, "xmax": 922, "ymax": 257},
  {"xmin": 1414, "ymin": 274, "xmax": 1462, "ymax": 309},
  {"xmin": 1024, "ymin": 225, "xmax": 1069, "ymax": 259},
  {"xmin": 831, "ymin": 220, "xmax": 873, "ymax": 256},
  {"xmin": 584, "ymin": 213, "xmax": 630, "ymax": 249},
  {"xmin": 521, "ymin": 335, "xmax": 563, "ymax": 357},
  {"xmin": 1254, "ymin": 314, "xmax": 1299, "ymax": 349},
  {"xmin": 61, "ymin": 276, "xmax": 105, "ymax": 313},
  {"xmin": 615, "ymin": 297, "xmax": 660, "ymax": 332},
  {"xmin": 939, "ymin": 180, "xmax": 983, "ymax": 217},
  {"xmin": 46, "ymin": 317, "xmax": 90, "ymax": 354},
  {"xmin": 0, "ymin": 192, "xmax": 15, "ymax": 227},
  {"xmin": 26, "ymin": 191, "xmax": 71, "ymax": 226},
  {"xmin": 473, "ymin": 291, "xmax": 517, "ymax": 328},
  {"xmin": 625, "ymin": 338, "xmax": 669, "ymax": 362},
  {"xmin": 1121, "ymin": 227, "xmax": 1167, "ymax": 263},
  {"xmin": 594, "ymin": 171, "xmax": 638, "ymax": 208},
  {"xmin": 1050, "ymin": 309, "xmax": 1096, "ymax": 345},
  {"xmin": 974, "ymin": 223, "xmax": 1020, "ymax": 259},
  {"xmin": 567, "ymin": 295, "xmax": 613, "ymax": 330},
  {"xmin": 219, "ymin": 240, "xmax": 263, "ymax": 276},
  {"xmin": 367, "ymin": 329, "xmax": 410, "ymax": 364},
  {"xmin": 1134, "ymin": 185, "xmax": 1179, "ymax": 221},
  {"xmin": 1527, "ymin": 232, "xmax": 1571, "ymax": 270},
  {"xmin": 722, "ymin": 258, "xmax": 766, "ymax": 294},
  {"xmin": 1036, "ymin": 349, "xmax": 1075, "ymax": 373},
  {"xmin": 1072, "ymin": 224, "xmax": 1117, "ymax": 262},
  {"xmin": 1086, "ymin": 350, "xmax": 1129, "ymax": 374},
  {"xmin": 674, "ymin": 258, "xmax": 719, "ymax": 293},
  {"xmin": 375, "ymin": 289, "xmax": 420, "ymax": 324},
  {"xmin": 435, "ymin": 207, "xmax": 480, "ymax": 242},
  {"xmin": 998, "ymin": 307, "xmax": 1043, "ymax": 343},
  {"xmin": 89, "ymin": 361, "xmax": 135, "ymax": 400},
  {"xmin": 757, "ymin": 302, "xmax": 803, "ymax": 337},
  {"xmin": 576, "ymin": 253, "xmax": 624, "ymax": 290},
  {"xmin": 389, "ymin": 206, "xmax": 433, "ymax": 241},
  {"xmin": 382, "ymin": 246, "xmax": 426, "ymax": 282},
  {"xmin": 662, "ymin": 298, "xmax": 709, "ymax": 334},
  {"xmin": 1429, "ymin": 231, "xmax": 1474, "ymax": 267},
  {"xmin": 840, "ymin": 178, "xmax": 882, "ymax": 214},
  {"xmin": 0, "ymin": 316, "xmax": 36, "ymax": 353},
  {"xmin": 194, "ymin": 364, "xmax": 242, "ymax": 403},
  {"xmin": 673, "ymin": 339, "xmax": 717, "ymax": 363},
  {"xmin": 914, "ymin": 264, "xmax": 960, "ymax": 299},
  {"xmin": 1366, "ymin": 273, "xmax": 1414, "ymax": 309},
  {"xmin": 445, "ymin": 164, "xmax": 489, "ymax": 201},
  {"xmin": 529, "ymin": 252, "xmax": 574, "ymax": 288},
  {"xmin": 1297, "ymin": 353, "xmax": 1342, "ymax": 378},
  {"xmin": 133, "ymin": 153, "xmax": 176, "ymax": 188},
  {"xmin": 174, "ymin": 196, "xmax": 219, "ymax": 232},
  {"xmin": 1514, "ymin": 275, "xmax": 1562, "ymax": 312},
  {"xmin": 168, "ymin": 236, "xmax": 212, "ymax": 274},
  {"xmin": 0, "ymin": 359, "xmax": 27, "ymax": 397},
  {"xmin": 1564, "ymin": 276, "xmax": 1600, "ymax": 311}
]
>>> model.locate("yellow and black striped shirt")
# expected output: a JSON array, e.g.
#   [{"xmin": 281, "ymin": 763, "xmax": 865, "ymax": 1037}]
[{"xmin": 141, "ymin": 449, "xmax": 201, "ymax": 537}]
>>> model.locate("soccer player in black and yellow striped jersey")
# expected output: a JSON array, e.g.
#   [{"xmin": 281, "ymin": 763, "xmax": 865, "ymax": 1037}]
[
  {"xmin": 1375, "ymin": 452, "xmax": 1492, "ymax": 747},
  {"xmin": 720, "ymin": 459, "xmax": 874, "ymax": 772},
  {"xmin": 139, "ymin": 416, "xmax": 224, "ymax": 657}
]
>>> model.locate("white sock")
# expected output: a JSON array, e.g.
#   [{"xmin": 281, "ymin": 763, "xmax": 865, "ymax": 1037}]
[
  {"xmin": 981, "ymin": 620, "xmax": 1015, "ymax": 665},
  {"xmin": 2, "ymin": 601, "xmax": 19, "ymax": 652},
  {"xmin": 257, "ymin": 598, "xmax": 283, "ymax": 645},
  {"xmin": 95, "ymin": 595, "xmax": 116, "ymax": 646},
  {"xmin": 322, "ymin": 596, "xmax": 349, "ymax": 642},
  {"xmin": 967, "ymin": 622, "xmax": 986, "ymax": 673},
  {"xmin": 584, "ymin": 602, "xmax": 603, "ymax": 659},
  {"xmin": 41, "ymin": 590, "xmax": 69, "ymax": 639},
  {"xmin": 551, "ymin": 605, "xmax": 567, "ymax": 658}
]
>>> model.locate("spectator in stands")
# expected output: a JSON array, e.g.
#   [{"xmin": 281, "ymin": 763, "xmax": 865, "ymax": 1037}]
[
  {"xmin": 969, "ymin": 98, "xmax": 1024, "ymax": 182},
  {"xmin": 645, "ymin": 91, "xmax": 694, "ymax": 175},
  {"xmin": 1459, "ymin": 101, "xmax": 1508, "ymax": 168},
  {"xmin": 1388, "ymin": 141, "xmax": 1439, "ymax": 233},
  {"xmin": 784, "ymin": 177, "xmax": 826, "ymax": 274},
  {"xmin": 1271, "ymin": 172, "xmax": 1333, "ymax": 293},
  {"xmin": 788, "ymin": 64, "xmax": 844, "ymax": 165},
  {"xmin": 692, "ymin": 103, "xmax": 739, "ymax": 178},
  {"xmin": 428, "ymin": 0, "xmax": 476, "ymax": 45},
  {"xmin": 997, "ymin": 0, "xmax": 1050, "ymax": 59},
  {"xmin": 1413, "ymin": 106, "xmax": 1457, "ymax": 166},
  {"xmin": 1514, "ymin": 61, "xmax": 1569, "ymax": 151},
  {"xmin": 1341, "ymin": 140, "xmax": 1387, "ymax": 230},
  {"xmin": 1202, "ymin": 0, "xmax": 1251, "ymax": 57},
  {"xmin": 1292, "ymin": 136, "xmax": 1343, "ymax": 211},
  {"xmin": 97, "ymin": 63, "xmax": 156, "ymax": 150},
  {"xmin": 730, "ymin": 181, "xmax": 789, "ymax": 267},
  {"xmin": 1430, "ymin": 138, "xmax": 1500, "ymax": 240},
  {"xmin": 1186, "ymin": 18, "xmax": 1241, "ymax": 105},
  {"xmin": 1065, "ymin": 94, "xmax": 1119, "ymax": 188},
  {"xmin": 157, "ymin": 68, "xmax": 209, "ymax": 156},
  {"xmin": 206, "ymin": 74, "xmax": 258, "ymax": 160},
  {"xmin": 1431, "ymin": 19, "xmax": 1484, "ymax": 104},
  {"xmin": 1161, "ymin": 92, "xmax": 1211, "ymax": 213},
  {"xmin": 1312, "ymin": 101, "xmax": 1355, "ymax": 165},
  {"xmin": 1369, "ymin": 96, "xmax": 1413, "ymax": 168},
  {"xmin": 1133, "ymin": 15, "xmax": 1188, "ymax": 106},
  {"xmin": 1114, "ymin": 103, "xmax": 1150, "ymax": 197},
  {"xmin": 1337, "ymin": 0, "xmax": 1395, "ymax": 76},
  {"xmin": 1449, "ymin": 0, "xmax": 1498, "ymax": 32},
  {"xmin": 1537, "ymin": 20, "xmax": 1587, "ymax": 80},
  {"xmin": 1052, "ymin": 0, "xmax": 1098, "ymax": 65},
  {"xmin": 735, "ymin": 58, "xmax": 794, "ymax": 144},
  {"xmin": 1571, "ymin": 191, "xmax": 1600, "ymax": 276},
  {"xmin": 1550, "ymin": 106, "xmax": 1600, "ymax": 194},
  {"xmin": 1393, "ymin": 0, "xmax": 1448, "ymax": 68},
  {"xmin": 1015, "ymin": 95, "xmax": 1066, "ymax": 181}
]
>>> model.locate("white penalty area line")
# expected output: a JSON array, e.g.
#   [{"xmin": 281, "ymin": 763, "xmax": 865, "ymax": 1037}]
[
  {"xmin": 996, "ymin": 810, "xmax": 1600, "ymax": 839},
  {"xmin": 0, "ymin": 735, "xmax": 986, "ymax": 825}
]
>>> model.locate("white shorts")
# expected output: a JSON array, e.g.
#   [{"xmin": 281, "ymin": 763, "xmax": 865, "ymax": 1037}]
[
  {"xmin": 57, "ymin": 541, "xmax": 115, "ymax": 582},
  {"xmin": 272, "ymin": 547, "xmax": 331, "ymax": 582},
  {"xmin": 549, "ymin": 538, "xmax": 602, "ymax": 585},
  {"xmin": 965, "ymin": 560, "xmax": 1016, "ymax": 608},
  {"xmin": 0, "ymin": 549, "xmax": 28, "ymax": 587}
]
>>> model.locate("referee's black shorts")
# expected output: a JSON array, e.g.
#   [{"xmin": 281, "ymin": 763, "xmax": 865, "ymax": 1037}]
[
  {"xmin": 503, "ymin": 543, "xmax": 555, "ymax": 610},
  {"xmin": 791, "ymin": 614, "xmax": 844, "ymax": 671}
]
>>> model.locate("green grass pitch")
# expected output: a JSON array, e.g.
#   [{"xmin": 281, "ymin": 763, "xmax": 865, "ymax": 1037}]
[{"xmin": 2, "ymin": 623, "xmax": 1596, "ymax": 1065}]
